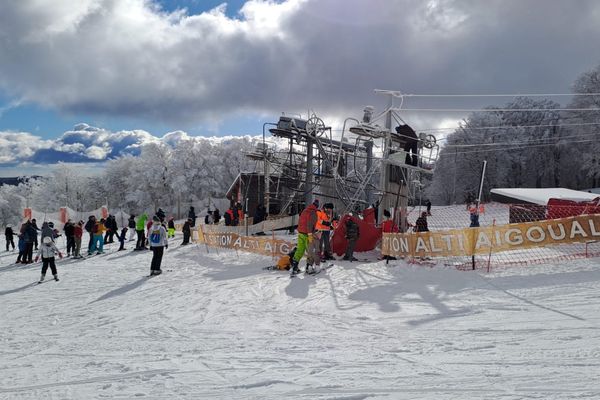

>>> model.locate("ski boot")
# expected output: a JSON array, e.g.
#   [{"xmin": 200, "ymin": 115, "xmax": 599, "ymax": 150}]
[
  {"xmin": 305, "ymin": 263, "xmax": 315, "ymax": 274},
  {"xmin": 38, "ymin": 273, "xmax": 45, "ymax": 283},
  {"xmin": 53, "ymin": 274, "xmax": 59, "ymax": 281},
  {"xmin": 290, "ymin": 259, "xmax": 300, "ymax": 276}
]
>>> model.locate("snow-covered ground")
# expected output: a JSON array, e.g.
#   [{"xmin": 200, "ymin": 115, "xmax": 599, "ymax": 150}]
[{"xmin": 1, "ymin": 234, "xmax": 600, "ymax": 399}]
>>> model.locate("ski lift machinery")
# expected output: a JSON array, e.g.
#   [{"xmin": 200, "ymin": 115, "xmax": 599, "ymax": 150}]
[
  {"xmin": 342, "ymin": 89, "xmax": 440, "ymax": 225},
  {"xmin": 252, "ymin": 90, "xmax": 439, "ymax": 221}
]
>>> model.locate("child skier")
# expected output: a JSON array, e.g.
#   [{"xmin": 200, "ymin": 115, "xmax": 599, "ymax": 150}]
[
  {"xmin": 118, "ymin": 226, "xmax": 128, "ymax": 251},
  {"xmin": 148, "ymin": 216, "xmax": 168, "ymax": 276},
  {"xmin": 35, "ymin": 236, "xmax": 62, "ymax": 283},
  {"xmin": 167, "ymin": 217, "xmax": 175, "ymax": 238},
  {"xmin": 5, "ymin": 224, "xmax": 15, "ymax": 251}
]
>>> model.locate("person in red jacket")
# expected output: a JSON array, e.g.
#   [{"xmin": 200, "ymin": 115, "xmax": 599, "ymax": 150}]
[
  {"xmin": 73, "ymin": 221, "xmax": 84, "ymax": 259},
  {"xmin": 290, "ymin": 199, "xmax": 319, "ymax": 275},
  {"xmin": 381, "ymin": 209, "xmax": 399, "ymax": 233},
  {"xmin": 381, "ymin": 210, "xmax": 398, "ymax": 261}
]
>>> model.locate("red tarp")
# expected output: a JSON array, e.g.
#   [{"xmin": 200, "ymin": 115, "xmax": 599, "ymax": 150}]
[
  {"xmin": 331, "ymin": 207, "xmax": 382, "ymax": 256},
  {"xmin": 547, "ymin": 197, "xmax": 600, "ymax": 219}
]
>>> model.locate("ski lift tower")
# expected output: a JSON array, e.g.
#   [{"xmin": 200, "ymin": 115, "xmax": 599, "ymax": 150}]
[{"xmin": 346, "ymin": 89, "xmax": 439, "ymax": 227}]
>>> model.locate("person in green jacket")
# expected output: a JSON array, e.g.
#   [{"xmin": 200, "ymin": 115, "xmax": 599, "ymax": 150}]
[{"xmin": 135, "ymin": 213, "xmax": 148, "ymax": 250}]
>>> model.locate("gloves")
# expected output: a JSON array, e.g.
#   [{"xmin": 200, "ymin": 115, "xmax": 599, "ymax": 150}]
[
  {"xmin": 34, "ymin": 256, "xmax": 39, "ymax": 263},
  {"xmin": 165, "ymin": 244, "xmax": 168, "ymax": 249},
  {"xmin": 58, "ymin": 252, "xmax": 63, "ymax": 259}
]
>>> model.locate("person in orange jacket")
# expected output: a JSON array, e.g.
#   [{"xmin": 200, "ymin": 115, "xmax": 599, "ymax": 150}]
[{"xmin": 316, "ymin": 203, "xmax": 334, "ymax": 261}]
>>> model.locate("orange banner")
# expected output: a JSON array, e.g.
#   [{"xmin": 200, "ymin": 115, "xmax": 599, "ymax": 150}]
[
  {"xmin": 200, "ymin": 231, "xmax": 293, "ymax": 257},
  {"xmin": 382, "ymin": 214, "xmax": 600, "ymax": 258}
]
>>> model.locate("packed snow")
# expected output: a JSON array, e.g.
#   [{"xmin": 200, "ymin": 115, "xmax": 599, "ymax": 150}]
[{"xmin": 1, "ymin": 232, "xmax": 600, "ymax": 399}]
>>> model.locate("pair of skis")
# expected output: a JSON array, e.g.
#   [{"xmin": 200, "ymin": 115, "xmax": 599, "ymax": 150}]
[{"xmin": 290, "ymin": 263, "xmax": 334, "ymax": 278}]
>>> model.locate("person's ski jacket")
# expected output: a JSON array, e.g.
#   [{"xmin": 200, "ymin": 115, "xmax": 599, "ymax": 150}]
[
  {"xmin": 345, "ymin": 219, "xmax": 360, "ymax": 240},
  {"xmin": 93, "ymin": 222, "xmax": 106, "ymax": 235},
  {"xmin": 148, "ymin": 223, "xmax": 168, "ymax": 247},
  {"xmin": 64, "ymin": 222, "xmax": 75, "ymax": 237},
  {"xmin": 381, "ymin": 219, "xmax": 399, "ymax": 233},
  {"xmin": 41, "ymin": 223, "xmax": 54, "ymax": 242},
  {"xmin": 38, "ymin": 241, "xmax": 60, "ymax": 259},
  {"xmin": 415, "ymin": 216, "xmax": 429, "ymax": 232},
  {"xmin": 23, "ymin": 223, "xmax": 37, "ymax": 243},
  {"xmin": 5, "ymin": 226, "xmax": 14, "ymax": 237},
  {"xmin": 224, "ymin": 209, "xmax": 234, "ymax": 226},
  {"xmin": 84, "ymin": 217, "xmax": 95, "ymax": 233},
  {"xmin": 298, "ymin": 204, "xmax": 318, "ymax": 234},
  {"xmin": 128, "ymin": 216, "xmax": 136, "ymax": 229},
  {"xmin": 213, "ymin": 209, "xmax": 221, "ymax": 224},
  {"xmin": 315, "ymin": 209, "xmax": 332, "ymax": 231},
  {"xmin": 136, "ymin": 214, "xmax": 148, "ymax": 231},
  {"xmin": 168, "ymin": 219, "xmax": 175, "ymax": 230},
  {"xmin": 182, "ymin": 221, "xmax": 191, "ymax": 235},
  {"xmin": 74, "ymin": 225, "xmax": 83, "ymax": 238}
]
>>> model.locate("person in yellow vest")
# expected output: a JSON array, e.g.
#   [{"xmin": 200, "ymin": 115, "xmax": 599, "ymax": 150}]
[{"xmin": 316, "ymin": 203, "xmax": 334, "ymax": 261}]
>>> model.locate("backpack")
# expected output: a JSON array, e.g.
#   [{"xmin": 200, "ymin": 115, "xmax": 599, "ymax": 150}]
[{"xmin": 149, "ymin": 228, "xmax": 162, "ymax": 245}]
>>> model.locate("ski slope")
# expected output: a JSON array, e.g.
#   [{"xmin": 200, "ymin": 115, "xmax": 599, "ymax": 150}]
[{"xmin": 1, "ymin": 235, "xmax": 599, "ymax": 399}]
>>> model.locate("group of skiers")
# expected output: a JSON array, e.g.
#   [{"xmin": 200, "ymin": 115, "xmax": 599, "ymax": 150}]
[{"xmin": 2, "ymin": 205, "xmax": 206, "ymax": 282}]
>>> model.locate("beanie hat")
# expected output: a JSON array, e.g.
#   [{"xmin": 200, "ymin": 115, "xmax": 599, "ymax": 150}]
[{"xmin": 313, "ymin": 199, "xmax": 320, "ymax": 207}]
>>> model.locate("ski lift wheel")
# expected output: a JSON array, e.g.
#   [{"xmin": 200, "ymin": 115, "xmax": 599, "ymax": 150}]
[
  {"xmin": 423, "ymin": 134, "xmax": 436, "ymax": 149},
  {"xmin": 306, "ymin": 116, "xmax": 325, "ymax": 137}
]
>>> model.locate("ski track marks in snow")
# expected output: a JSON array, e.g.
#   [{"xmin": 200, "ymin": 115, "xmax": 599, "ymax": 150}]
[{"xmin": 1, "ymin": 234, "xmax": 600, "ymax": 399}]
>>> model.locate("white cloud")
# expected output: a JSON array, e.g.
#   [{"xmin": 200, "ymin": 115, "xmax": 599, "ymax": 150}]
[
  {"xmin": 0, "ymin": 124, "xmax": 262, "ymax": 166},
  {"xmin": 0, "ymin": 131, "xmax": 52, "ymax": 163},
  {"xmin": 0, "ymin": 0, "xmax": 600, "ymax": 130}
]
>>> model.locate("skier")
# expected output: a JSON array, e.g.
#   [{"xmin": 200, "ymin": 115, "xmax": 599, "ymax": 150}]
[
  {"xmin": 343, "ymin": 217, "xmax": 360, "ymax": 262},
  {"xmin": 188, "ymin": 206, "xmax": 196, "ymax": 227},
  {"xmin": 415, "ymin": 211, "xmax": 429, "ymax": 232},
  {"xmin": 426, "ymin": 200, "xmax": 432, "ymax": 216},
  {"xmin": 213, "ymin": 208, "xmax": 221, "ymax": 225},
  {"xmin": 127, "ymin": 214, "xmax": 137, "ymax": 241},
  {"xmin": 381, "ymin": 209, "xmax": 398, "ymax": 260},
  {"xmin": 5, "ymin": 224, "xmax": 15, "ymax": 251},
  {"xmin": 84, "ymin": 216, "xmax": 96, "ymax": 254},
  {"xmin": 117, "ymin": 226, "xmax": 128, "ymax": 251},
  {"xmin": 148, "ymin": 215, "xmax": 168, "ymax": 276},
  {"xmin": 31, "ymin": 219, "xmax": 40, "ymax": 250},
  {"xmin": 135, "ymin": 213, "xmax": 148, "ymax": 250},
  {"xmin": 470, "ymin": 212, "xmax": 480, "ymax": 228},
  {"xmin": 104, "ymin": 215, "xmax": 117, "ymax": 244},
  {"xmin": 90, "ymin": 218, "xmax": 106, "ymax": 254},
  {"xmin": 156, "ymin": 208, "xmax": 166, "ymax": 223},
  {"xmin": 73, "ymin": 221, "xmax": 84, "ymax": 259},
  {"xmin": 22, "ymin": 221, "xmax": 36, "ymax": 263},
  {"xmin": 316, "ymin": 203, "xmax": 334, "ymax": 261},
  {"xmin": 182, "ymin": 218, "xmax": 192, "ymax": 245},
  {"xmin": 204, "ymin": 211, "xmax": 213, "ymax": 225},
  {"xmin": 224, "ymin": 207, "xmax": 234, "ymax": 226},
  {"xmin": 35, "ymin": 236, "xmax": 62, "ymax": 283},
  {"xmin": 290, "ymin": 199, "xmax": 319, "ymax": 275},
  {"xmin": 16, "ymin": 234, "xmax": 26, "ymax": 263},
  {"xmin": 269, "ymin": 246, "xmax": 297, "ymax": 271},
  {"xmin": 63, "ymin": 219, "xmax": 75, "ymax": 256},
  {"xmin": 167, "ymin": 217, "xmax": 175, "ymax": 238},
  {"xmin": 236, "ymin": 202, "xmax": 244, "ymax": 225}
]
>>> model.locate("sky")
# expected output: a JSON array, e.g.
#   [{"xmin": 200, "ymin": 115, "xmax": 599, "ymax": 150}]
[{"xmin": 1, "ymin": 0, "xmax": 600, "ymax": 175}]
